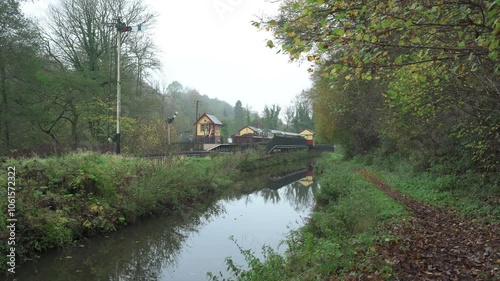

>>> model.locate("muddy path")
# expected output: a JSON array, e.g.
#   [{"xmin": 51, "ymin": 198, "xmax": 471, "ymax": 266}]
[{"xmin": 355, "ymin": 168, "xmax": 499, "ymax": 281}]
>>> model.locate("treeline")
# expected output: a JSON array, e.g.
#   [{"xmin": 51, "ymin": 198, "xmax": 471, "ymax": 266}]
[
  {"xmin": 257, "ymin": 0, "xmax": 499, "ymax": 177},
  {"xmin": 0, "ymin": 0, "xmax": 315, "ymax": 157},
  {"xmin": 232, "ymin": 90, "xmax": 314, "ymax": 135},
  {"xmin": 1, "ymin": 0, "xmax": 164, "ymax": 155}
]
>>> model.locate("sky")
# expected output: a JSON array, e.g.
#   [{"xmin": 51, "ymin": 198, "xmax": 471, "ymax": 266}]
[{"xmin": 21, "ymin": 0, "xmax": 313, "ymax": 113}]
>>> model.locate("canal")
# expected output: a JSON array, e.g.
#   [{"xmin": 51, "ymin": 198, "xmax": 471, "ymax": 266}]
[{"xmin": 14, "ymin": 166, "xmax": 319, "ymax": 281}]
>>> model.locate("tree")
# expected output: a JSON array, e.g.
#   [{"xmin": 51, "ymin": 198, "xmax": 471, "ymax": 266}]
[
  {"xmin": 257, "ymin": 0, "xmax": 500, "ymax": 171},
  {"xmin": 40, "ymin": 0, "xmax": 160, "ymax": 147},
  {"xmin": 234, "ymin": 100, "xmax": 244, "ymax": 130},
  {"xmin": 312, "ymin": 67, "xmax": 384, "ymax": 156},
  {"xmin": 262, "ymin": 104, "xmax": 281, "ymax": 129},
  {"xmin": 291, "ymin": 90, "xmax": 314, "ymax": 132},
  {"xmin": 0, "ymin": 0, "xmax": 42, "ymax": 152},
  {"xmin": 282, "ymin": 90, "xmax": 315, "ymax": 132}
]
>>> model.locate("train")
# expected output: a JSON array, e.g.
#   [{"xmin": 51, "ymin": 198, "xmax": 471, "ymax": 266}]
[{"xmin": 232, "ymin": 129, "xmax": 308, "ymax": 153}]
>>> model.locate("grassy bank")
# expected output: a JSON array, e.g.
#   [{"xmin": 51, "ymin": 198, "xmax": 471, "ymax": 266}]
[
  {"xmin": 0, "ymin": 150, "xmax": 312, "ymax": 270},
  {"xmin": 210, "ymin": 151, "xmax": 499, "ymax": 280},
  {"xmin": 210, "ymin": 152, "xmax": 408, "ymax": 280},
  {"xmin": 350, "ymin": 152, "xmax": 500, "ymax": 223}
]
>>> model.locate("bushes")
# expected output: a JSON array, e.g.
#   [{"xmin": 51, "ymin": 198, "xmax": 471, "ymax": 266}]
[
  {"xmin": 0, "ymin": 150, "xmax": 312, "ymax": 270},
  {"xmin": 0, "ymin": 152, "xmax": 234, "ymax": 269}
]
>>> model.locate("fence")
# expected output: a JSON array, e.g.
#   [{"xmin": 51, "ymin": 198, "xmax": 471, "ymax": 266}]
[{"xmin": 1, "ymin": 143, "xmax": 114, "ymax": 158}]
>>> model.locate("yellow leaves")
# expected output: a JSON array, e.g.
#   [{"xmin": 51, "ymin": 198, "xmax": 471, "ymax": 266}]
[
  {"xmin": 294, "ymin": 36, "xmax": 303, "ymax": 46},
  {"xmin": 347, "ymin": 9, "xmax": 359, "ymax": 18},
  {"xmin": 90, "ymin": 203, "xmax": 104, "ymax": 214},
  {"xmin": 410, "ymin": 37, "xmax": 421, "ymax": 44},
  {"xmin": 361, "ymin": 72, "xmax": 373, "ymax": 80},
  {"xmin": 83, "ymin": 220, "xmax": 93, "ymax": 228}
]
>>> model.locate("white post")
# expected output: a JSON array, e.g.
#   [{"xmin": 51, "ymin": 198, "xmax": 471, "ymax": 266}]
[{"xmin": 168, "ymin": 123, "xmax": 171, "ymax": 146}]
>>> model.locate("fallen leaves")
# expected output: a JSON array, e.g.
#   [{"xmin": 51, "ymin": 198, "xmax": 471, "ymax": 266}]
[{"xmin": 355, "ymin": 168, "xmax": 500, "ymax": 280}]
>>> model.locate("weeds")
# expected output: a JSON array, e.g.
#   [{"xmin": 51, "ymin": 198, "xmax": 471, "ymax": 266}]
[
  {"xmin": 0, "ymin": 150, "xmax": 313, "ymax": 271},
  {"xmin": 208, "ymin": 152, "xmax": 408, "ymax": 280},
  {"xmin": 351, "ymin": 151, "xmax": 500, "ymax": 222}
]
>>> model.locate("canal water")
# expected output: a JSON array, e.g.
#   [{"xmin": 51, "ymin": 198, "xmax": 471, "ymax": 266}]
[{"xmin": 13, "ymin": 167, "xmax": 319, "ymax": 281}]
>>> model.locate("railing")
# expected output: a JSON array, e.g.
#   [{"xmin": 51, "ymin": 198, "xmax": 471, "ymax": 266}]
[{"xmin": 2, "ymin": 143, "xmax": 114, "ymax": 158}]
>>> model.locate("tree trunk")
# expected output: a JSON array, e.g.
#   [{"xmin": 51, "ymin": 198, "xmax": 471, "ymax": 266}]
[
  {"xmin": 69, "ymin": 101, "xmax": 79, "ymax": 149},
  {"xmin": 0, "ymin": 63, "xmax": 10, "ymax": 150}
]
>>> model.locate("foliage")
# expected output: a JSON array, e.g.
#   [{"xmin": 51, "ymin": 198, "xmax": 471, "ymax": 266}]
[
  {"xmin": 0, "ymin": 0, "xmax": 43, "ymax": 150},
  {"xmin": 0, "ymin": 0, "xmax": 241, "ymax": 156},
  {"xmin": 283, "ymin": 90, "xmax": 315, "ymax": 132},
  {"xmin": 261, "ymin": 104, "xmax": 282, "ymax": 129},
  {"xmin": 353, "ymin": 151, "xmax": 500, "ymax": 222},
  {"xmin": 209, "ymin": 152, "xmax": 408, "ymax": 280},
  {"xmin": 0, "ymin": 150, "xmax": 311, "ymax": 270},
  {"xmin": 256, "ymin": 0, "xmax": 500, "ymax": 174},
  {"xmin": 257, "ymin": 0, "xmax": 499, "ymax": 75}
]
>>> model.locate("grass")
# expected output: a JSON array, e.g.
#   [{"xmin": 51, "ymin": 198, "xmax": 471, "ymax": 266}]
[
  {"xmin": 0, "ymin": 150, "xmax": 314, "ymax": 270},
  {"xmin": 211, "ymin": 149, "xmax": 499, "ymax": 280},
  {"xmin": 209, "ymin": 152, "xmax": 409, "ymax": 280},
  {"xmin": 351, "ymin": 152, "xmax": 500, "ymax": 223}
]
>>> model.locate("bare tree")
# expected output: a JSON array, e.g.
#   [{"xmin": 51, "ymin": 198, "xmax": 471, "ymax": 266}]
[{"xmin": 43, "ymin": 0, "xmax": 158, "ymax": 75}]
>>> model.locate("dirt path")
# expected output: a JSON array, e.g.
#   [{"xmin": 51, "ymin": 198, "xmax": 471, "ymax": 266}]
[{"xmin": 355, "ymin": 168, "xmax": 500, "ymax": 281}]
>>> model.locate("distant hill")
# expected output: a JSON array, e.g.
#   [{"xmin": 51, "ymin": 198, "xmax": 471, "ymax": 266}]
[{"xmin": 160, "ymin": 83, "xmax": 235, "ymax": 138}]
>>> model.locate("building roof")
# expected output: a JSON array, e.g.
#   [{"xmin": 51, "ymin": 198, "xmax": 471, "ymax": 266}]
[
  {"xmin": 299, "ymin": 129, "xmax": 316, "ymax": 135},
  {"xmin": 266, "ymin": 129, "xmax": 304, "ymax": 137},
  {"xmin": 240, "ymin": 126, "xmax": 263, "ymax": 133},
  {"xmin": 206, "ymin": 114, "xmax": 223, "ymax": 125},
  {"xmin": 194, "ymin": 113, "xmax": 223, "ymax": 126}
]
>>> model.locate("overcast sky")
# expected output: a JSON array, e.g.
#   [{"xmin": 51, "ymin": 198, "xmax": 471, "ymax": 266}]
[{"xmin": 22, "ymin": 0, "xmax": 312, "ymax": 113}]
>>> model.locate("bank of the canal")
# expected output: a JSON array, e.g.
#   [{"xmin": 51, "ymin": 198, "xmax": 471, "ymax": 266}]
[
  {"xmin": 0, "ymin": 150, "xmax": 316, "ymax": 275},
  {"xmin": 13, "ymin": 165, "xmax": 319, "ymax": 281},
  {"xmin": 209, "ymin": 152, "xmax": 409, "ymax": 280},
  {"xmin": 213, "ymin": 152, "xmax": 499, "ymax": 280}
]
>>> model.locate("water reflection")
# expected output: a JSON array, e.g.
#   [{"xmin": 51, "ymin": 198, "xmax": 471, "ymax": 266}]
[
  {"xmin": 259, "ymin": 169, "xmax": 319, "ymax": 212},
  {"xmin": 12, "ymin": 166, "xmax": 318, "ymax": 281},
  {"xmin": 12, "ymin": 203, "xmax": 225, "ymax": 281}
]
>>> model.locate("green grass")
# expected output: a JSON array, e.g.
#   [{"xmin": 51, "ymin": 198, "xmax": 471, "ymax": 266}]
[
  {"xmin": 208, "ymin": 150, "xmax": 499, "ymax": 280},
  {"xmin": 351, "ymin": 152, "xmax": 500, "ymax": 223},
  {"xmin": 0, "ymin": 150, "xmax": 312, "ymax": 270},
  {"xmin": 209, "ymin": 152, "xmax": 409, "ymax": 280}
]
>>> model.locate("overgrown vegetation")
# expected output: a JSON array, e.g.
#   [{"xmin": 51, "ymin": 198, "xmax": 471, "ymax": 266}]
[
  {"xmin": 351, "ymin": 151, "xmax": 500, "ymax": 223},
  {"xmin": 0, "ymin": 150, "xmax": 312, "ymax": 270},
  {"xmin": 209, "ymin": 150, "xmax": 499, "ymax": 280},
  {"xmin": 208, "ymin": 152, "xmax": 408, "ymax": 280},
  {"xmin": 255, "ymin": 0, "xmax": 499, "ymax": 178}
]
